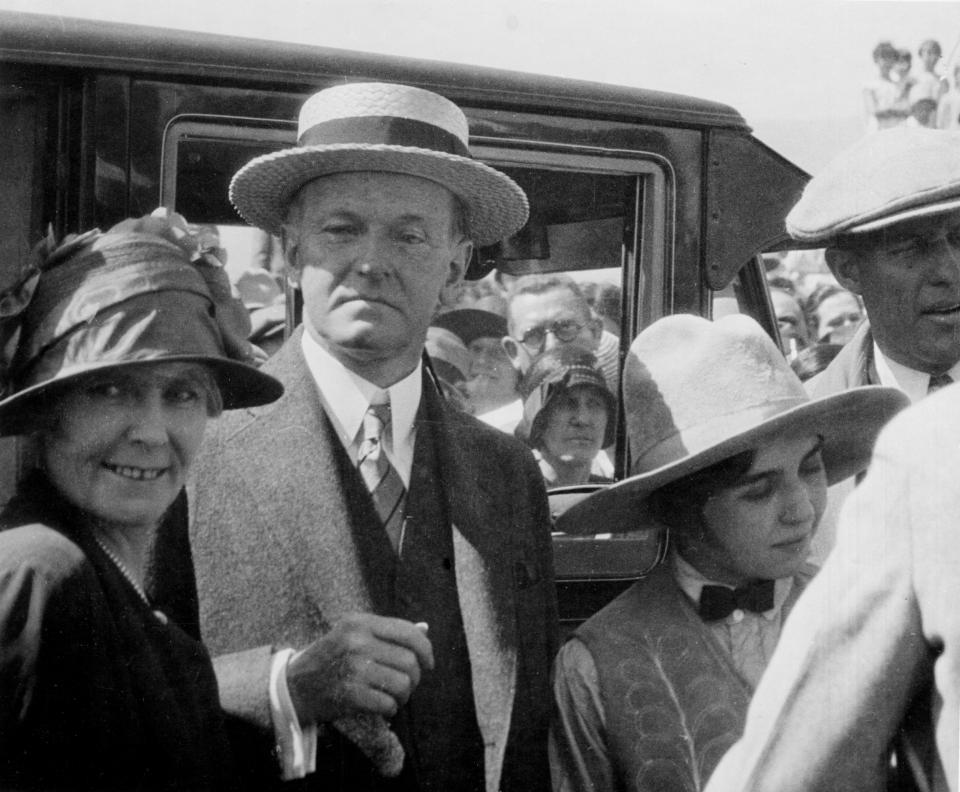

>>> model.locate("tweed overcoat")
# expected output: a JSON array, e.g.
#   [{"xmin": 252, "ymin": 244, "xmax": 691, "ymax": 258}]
[
  {"xmin": 704, "ymin": 383, "xmax": 960, "ymax": 792},
  {"xmin": 187, "ymin": 327, "xmax": 558, "ymax": 792}
]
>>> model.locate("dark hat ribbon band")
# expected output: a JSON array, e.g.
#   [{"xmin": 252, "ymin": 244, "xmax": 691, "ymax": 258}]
[{"xmin": 299, "ymin": 116, "xmax": 472, "ymax": 159}]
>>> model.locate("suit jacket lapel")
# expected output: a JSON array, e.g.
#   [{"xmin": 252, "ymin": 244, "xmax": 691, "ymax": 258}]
[
  {"xmin": 421, "ymin": 381, "xmax": 518, "ymax": 790},
  {"xmin": 243, "ymin": 328, "xmax": 377, "ymax": 625}
]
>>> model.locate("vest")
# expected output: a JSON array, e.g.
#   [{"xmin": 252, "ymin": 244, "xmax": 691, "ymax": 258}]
[
  {"xmin": 312, "ymin": 406, "xmax": 485, "ymax": 792},
  {"xmin": 575, "ymin": 565, "xmax": 755, "ymax": 792}
]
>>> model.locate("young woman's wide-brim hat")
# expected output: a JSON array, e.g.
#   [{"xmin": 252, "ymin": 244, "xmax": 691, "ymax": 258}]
[
  {"xmin": 229, "ymin": 82, "xmax": 529, "ymax": 247},
  {"xmin": 555, "ymin": 313, "xmax": 909, "ymax": 534},
  {"xmin": 0, "ymin": 211, "xmax": 284, "ymax": 437}
]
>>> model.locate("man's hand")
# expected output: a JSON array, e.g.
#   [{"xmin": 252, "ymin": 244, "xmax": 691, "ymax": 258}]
[{"xmin": 287, "ymin": 613, "xmax": 433, "ymax": 726}]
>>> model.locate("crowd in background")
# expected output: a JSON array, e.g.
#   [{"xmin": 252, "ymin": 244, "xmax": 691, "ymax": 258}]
[
  {"xmin": 761, "ymin": 250, "xmax": 865, "ymax": 382},
  {"xmin": 864, "ymin": 38, "xmax": 960, "ymax": 130}
]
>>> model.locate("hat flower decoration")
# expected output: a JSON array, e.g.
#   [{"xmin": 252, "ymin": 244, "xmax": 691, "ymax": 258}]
[{"xmin": 0, "ymin": 208, "xmax": 281, "ymax": 433}]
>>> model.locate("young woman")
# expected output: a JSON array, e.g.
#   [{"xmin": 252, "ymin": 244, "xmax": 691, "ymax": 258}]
[
  {"xmin": 0, "ymin": 210, "xmax": 283, "ymax": 790},
  {"xmin": 549, "ymin": 313, "xmax": 908, "ymax": 792}
]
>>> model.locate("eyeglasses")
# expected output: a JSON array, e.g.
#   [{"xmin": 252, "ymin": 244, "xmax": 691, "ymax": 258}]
[{"xmin": 518, "ymin": 319, "xmax": 585, "ymax": 354}]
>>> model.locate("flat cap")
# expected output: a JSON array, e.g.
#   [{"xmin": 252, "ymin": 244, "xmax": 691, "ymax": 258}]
[{"xmin": 787, "ymin": 127, "xmax": 960, "ymax": 244}]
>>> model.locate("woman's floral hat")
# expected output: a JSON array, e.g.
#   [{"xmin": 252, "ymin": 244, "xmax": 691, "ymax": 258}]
[{"xmin": 0, "ymin": 209, "xmax": 283, "ymax": 436}]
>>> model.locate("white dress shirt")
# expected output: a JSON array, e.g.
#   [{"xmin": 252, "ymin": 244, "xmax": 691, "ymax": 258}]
[
  {"xmin": 873, "ymin": 341, "xmax": 960, "ymax": 404},
  {"xmin": 270, "ymin": 330, "xmax": 424, "ymax": 778}
]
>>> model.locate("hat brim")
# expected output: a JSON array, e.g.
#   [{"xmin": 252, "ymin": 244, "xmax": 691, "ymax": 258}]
[
  {"xmin": 555, "ymin": 385, "xmax": 908, "ymax": 536},
  {"xmin": 0, "ymin": 355, "xmax": 284, "ymax": 437},
  {"xmin": 229, "ymin": 144, "xmax": 529, "ymax": 247},
  {"xmin": 844, "ymin": 194, "xmax": 960, "ymax": 237},
  {"xmin": 433, "ymin": 308, "xmax": 508, "ymax": 346}
]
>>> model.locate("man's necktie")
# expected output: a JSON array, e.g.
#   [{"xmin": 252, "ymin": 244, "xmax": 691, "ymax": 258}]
[
  {"xmin": 358, "ymin": 401, "xmax": 406, "ymax": 552},
  {"xmin": 928, "ymin": 372, "xmax": 953, "ymax": 394},
  {"xmin": 698, "ymin": 580, "xmax": 775, "ymax": 621}
]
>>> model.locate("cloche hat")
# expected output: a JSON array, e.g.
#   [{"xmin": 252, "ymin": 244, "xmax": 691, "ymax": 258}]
[
  {"xmin": 229, "ymin": 82, "xmax": 529, "ymax": 247},
  {"xmin": 516, "ymin": 346, "xmax": 616, "ymax": 449},
  {"xmin": 0, "ymin": 209, "xmax": 284, "ymax": 436},
  {"xmin": 556, "ymin": 313, "xmax": 908, "ymax": 534},
  {"xmin": 787, "ymin": 127, "xmax": 960, "ymax": 244}
]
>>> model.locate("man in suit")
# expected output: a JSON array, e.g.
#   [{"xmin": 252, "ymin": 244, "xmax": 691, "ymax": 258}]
[
  {"xmin": 786, "ymin": 127, "xmax": 960, "ymax": 404},
  {"xmin": 703, "ymin": 381, "xmax": 960, "ymax": 792},
  {"xmin": 188, "ymin": 82, "xmax": 558, "ymax": 792}
]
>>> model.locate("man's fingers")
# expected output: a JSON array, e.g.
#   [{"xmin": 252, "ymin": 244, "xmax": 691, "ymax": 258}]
[
  {"xmin": 342, "ymin": 614, "xmax": 435, "ymax": 671},
  {"xmin": 364, "ymin": 664, "xmax": 415, "ymax": 706}
]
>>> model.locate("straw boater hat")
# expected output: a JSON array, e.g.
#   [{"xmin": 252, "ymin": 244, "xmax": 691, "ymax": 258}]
[
  {"xmin": 555, "ymin": 313, "xmax": 909, "ymax": 534},
  {"xmin": 786, "ymin": 126, "xmax": 960, "ymax": 244},
  {"xmin": 229, "ymin": 82, "xmax": 529, "ymax": 247},
  {"xmin": 0, "ymin": 209, "xmax": 283, "ymax": 436}
]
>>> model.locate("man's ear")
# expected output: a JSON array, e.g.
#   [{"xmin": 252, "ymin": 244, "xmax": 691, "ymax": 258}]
[
  {"xmin": 439, "ymin": 240, "xmax": 473, "ymax": 304},
  {"xmin": 824, "ymin": 247, "xmax": 864, "ymax": 295},
  {"xmin": 502, "ymin": 335, "xmax": 529, "ymax": 373},
  {"xmin": 280, "ymin": 226, "xmax": 302, "ymax": 287}
]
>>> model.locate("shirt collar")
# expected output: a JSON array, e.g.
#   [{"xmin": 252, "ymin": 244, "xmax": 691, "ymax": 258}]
[
  {"xmin": 300, "ymin": 330, "xmax": 421, "ymax": 483},
  {"xmin": 873, "ymin": 342, "xmax": 960, "ymax": 404},
  {"xmin": 670, "ymin": 550, "xmax": 793, "ymax": 622}
]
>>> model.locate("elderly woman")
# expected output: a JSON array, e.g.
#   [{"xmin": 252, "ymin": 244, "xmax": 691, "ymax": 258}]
[
  {"xmin": 516, "ymin": 347, "xmax": 615, "ymax": 487},
  {"xmin": 0, "ymin": 210, "xmax": 283, "ymax": 790},
  {"xmin": 549, "ymin": 314, "xmax": 908, "ymax": 792}
]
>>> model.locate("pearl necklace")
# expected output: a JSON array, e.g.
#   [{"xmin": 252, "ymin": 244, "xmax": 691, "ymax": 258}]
[{"xmin": 92, "ymin": 534, "xmax": 161, "ymax": 619}]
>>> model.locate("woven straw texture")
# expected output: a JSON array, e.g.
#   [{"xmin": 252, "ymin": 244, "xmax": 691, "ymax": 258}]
[{"xmin": 230, "ymin": 83, "xmax": 529, "ymax": 246}]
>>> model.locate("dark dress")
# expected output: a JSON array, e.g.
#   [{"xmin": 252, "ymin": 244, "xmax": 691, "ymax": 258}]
[{"xmin": 0, "ymin": 471, "xmax": 237, "ymax": 791}]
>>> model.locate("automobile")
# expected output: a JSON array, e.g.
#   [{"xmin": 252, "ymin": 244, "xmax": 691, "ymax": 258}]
[{"xmin": 0, "ymin": 10, "xmax": 807, "ymax": 630}]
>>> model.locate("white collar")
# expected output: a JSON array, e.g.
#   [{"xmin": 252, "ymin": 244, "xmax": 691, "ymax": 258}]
[
  {"xmin": 300, "ymin": 330, "xmax": 421, "ymax": 485},
  {"xmin": 671, "ymin": 550, "xmax": 793, "ymax": 623},
  {"xmin": 873, "ymin": 342, "xmax": 960, "ymax": 405}
]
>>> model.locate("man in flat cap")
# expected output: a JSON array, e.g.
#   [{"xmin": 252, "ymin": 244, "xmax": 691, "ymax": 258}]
[
  {"xmin": 788, "ymin": 127, "xmax": 960, "ymax": 560},
  {"xmin": 186, "ymin": 82, "xmax": 557, "ymax": 791},
  {"xmin": 791, "ymin": 127, "xmax": 960, "ymax": 403}
]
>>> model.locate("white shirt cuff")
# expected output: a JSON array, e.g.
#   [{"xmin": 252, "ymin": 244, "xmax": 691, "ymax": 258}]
[{"xmin": 269, "ymin": 647, "xmax": 318, "ymax": 779}]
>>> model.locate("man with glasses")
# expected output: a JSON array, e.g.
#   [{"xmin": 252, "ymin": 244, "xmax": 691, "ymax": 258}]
[{"xmin": 502, "ymin": 274, "xmax": 605, "ymax": 375}]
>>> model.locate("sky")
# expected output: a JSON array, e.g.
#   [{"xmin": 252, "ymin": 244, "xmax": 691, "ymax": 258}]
[{"xmin": 2, "ymin": 0, "xmax": 959, "ymax": 172}]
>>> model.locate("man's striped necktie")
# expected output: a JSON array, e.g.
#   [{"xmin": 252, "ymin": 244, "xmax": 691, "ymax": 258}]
[{"xmin": 357, "ymin": 401, "xmax": 407, "ymax": 553}]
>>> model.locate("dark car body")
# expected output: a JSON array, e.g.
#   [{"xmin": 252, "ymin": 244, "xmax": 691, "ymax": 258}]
[{"xmin": 0, "ymin": 10, "xmax": 807, "ymax": 627}]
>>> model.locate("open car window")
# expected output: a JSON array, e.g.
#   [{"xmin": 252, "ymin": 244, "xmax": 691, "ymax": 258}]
[{"xmin": 162, "ymin": 115, "xmax": 674, "ymax": 620}]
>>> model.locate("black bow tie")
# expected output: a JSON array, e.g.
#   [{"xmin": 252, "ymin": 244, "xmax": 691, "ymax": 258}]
[{"xmin": 698, "ymin": 580, "xmax": 775, "ymax": 621}]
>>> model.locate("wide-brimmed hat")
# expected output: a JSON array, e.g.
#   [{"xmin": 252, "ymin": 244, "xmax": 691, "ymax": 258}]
[
  {"xmin": 432, "ymin": 307, "xmax": 507, "ymax": 346},
  {"xmin": 787, "ymin": 127, "xmax": 960, "ymax": 244},
  {"xmin": 556, "ymin": 314, "xmax": 908, "ymax": 534},
  {"xmin": 516, "ymin": 346, "xmax": 616, "ymax": 448},
  {"xmin": 0, "ymin": 210, "xmax": 283, "ymax": 436},
  {"xmin": 229, "ymin": 82, "xmax": 529, "ymax": 247}
]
